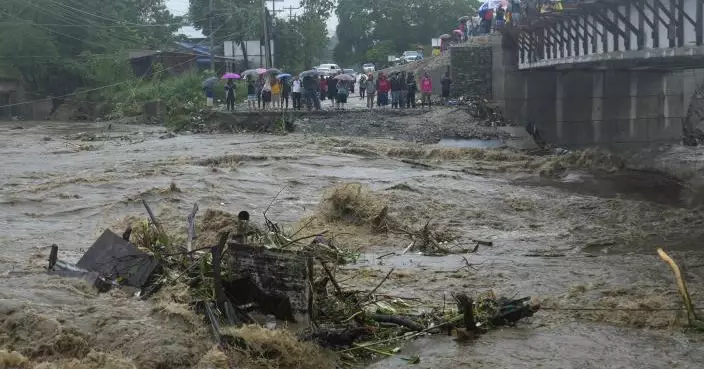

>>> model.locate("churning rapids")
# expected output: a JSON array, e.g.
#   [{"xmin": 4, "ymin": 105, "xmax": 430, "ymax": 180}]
[{"xmin": 2, "ymin": 119, "xmax": 704, "ymax": 368}]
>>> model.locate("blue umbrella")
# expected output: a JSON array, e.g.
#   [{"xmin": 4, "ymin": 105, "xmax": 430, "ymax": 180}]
[{"xmin": 277, "ymin": 73, "xmax": 292, "ymax": 79}]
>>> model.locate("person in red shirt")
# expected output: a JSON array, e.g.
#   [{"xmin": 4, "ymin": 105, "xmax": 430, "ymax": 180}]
[
  {"xmin": 319, "ymin": 77, "xmax": 327, "ymax": 101},
  {"xmin": 376, "ymin": 73, "xmax": 391, "ymax": 107}
]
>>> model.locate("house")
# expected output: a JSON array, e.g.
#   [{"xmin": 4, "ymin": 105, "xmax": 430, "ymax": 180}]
[{"xmin": 128, "ymin": 49, "xmax": 199, "ymax": 78}]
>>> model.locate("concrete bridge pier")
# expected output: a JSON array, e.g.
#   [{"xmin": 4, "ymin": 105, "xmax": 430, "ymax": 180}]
[{"xmin": 493, "ymin": 37, "xmax": 685, "ymax": 147}]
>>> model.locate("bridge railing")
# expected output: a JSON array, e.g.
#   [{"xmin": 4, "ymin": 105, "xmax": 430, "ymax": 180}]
[{"xmin": 507, "ymin": 0, "xmax": 704, "ymax": 69}]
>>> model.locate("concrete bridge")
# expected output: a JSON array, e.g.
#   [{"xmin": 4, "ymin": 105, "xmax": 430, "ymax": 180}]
[{"xmin": 470, "ymin": 0, "xmax": 704, "ymax": 147}]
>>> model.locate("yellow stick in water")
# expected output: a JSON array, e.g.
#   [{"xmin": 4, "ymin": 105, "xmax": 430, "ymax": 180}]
[{"xmin": 657, "ymin": 248, "xmax": 704, "ymax": 329}]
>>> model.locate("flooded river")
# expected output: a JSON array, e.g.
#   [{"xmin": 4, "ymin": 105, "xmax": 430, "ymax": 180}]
[{"xmin": 1, "ymin": 120, "xmax": 704, "ymax": 368}]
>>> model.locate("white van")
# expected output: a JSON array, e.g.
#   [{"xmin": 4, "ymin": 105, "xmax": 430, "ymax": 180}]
[{"xmin": 315, "ymin": 63, "xmax": 341, "ymax": 76}]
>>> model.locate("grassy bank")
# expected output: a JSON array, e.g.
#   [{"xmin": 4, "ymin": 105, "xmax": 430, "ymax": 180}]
[{"xmin": 101, "ymin": 71, "xmax": 248, "ymax": 130}]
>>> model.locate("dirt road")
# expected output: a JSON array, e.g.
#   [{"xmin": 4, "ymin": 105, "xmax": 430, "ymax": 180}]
[{"xmin": 1, "ymin": 116, "xmax": 704, "ymax": 368}]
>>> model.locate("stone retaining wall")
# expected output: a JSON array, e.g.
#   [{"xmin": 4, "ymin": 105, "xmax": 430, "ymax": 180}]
[{"xmin": 450, "ymin": 44, "xmax": 493, "ymax": 99}]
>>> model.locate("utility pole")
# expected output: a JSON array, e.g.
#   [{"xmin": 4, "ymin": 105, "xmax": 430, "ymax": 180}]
[
  {"xmin": 283, "ymin": 5, "xmax": 302, "ymax": 21},
  {"xmin": 261, "ymin": 0, "xmax": 283, "ymax": 68},
  {"xmin": 261, "ymin": 0, "xmax": 270, "ymax": 68},
  {"xmin": 209, "ymin": 0, "xmax": 215, "ymax": 72}
]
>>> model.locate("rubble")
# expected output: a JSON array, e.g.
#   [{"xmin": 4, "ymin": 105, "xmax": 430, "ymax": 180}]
[{"xmin": 41, "ymin": 192, "xmax": 539, "ymax": 365}]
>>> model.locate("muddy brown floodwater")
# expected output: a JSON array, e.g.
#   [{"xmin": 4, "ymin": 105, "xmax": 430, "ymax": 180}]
[{"xmin": 2, "ymin": 117, "xmax": 704, "ymax": 368}]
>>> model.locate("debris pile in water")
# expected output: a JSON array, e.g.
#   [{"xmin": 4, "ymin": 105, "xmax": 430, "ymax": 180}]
[{"xmin": 10, "ymin": 184, "xmax": 538, "ymax": 367}]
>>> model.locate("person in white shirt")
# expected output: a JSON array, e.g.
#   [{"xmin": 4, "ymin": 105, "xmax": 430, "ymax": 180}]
[{"xmin": 292, "ymin": 76, "xmax": 302, "ymax": 110}]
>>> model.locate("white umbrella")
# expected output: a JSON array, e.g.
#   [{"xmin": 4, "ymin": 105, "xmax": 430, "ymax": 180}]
[{"xmin": 334, "ymin": 74, "xmax": 355, "ymax": 81}]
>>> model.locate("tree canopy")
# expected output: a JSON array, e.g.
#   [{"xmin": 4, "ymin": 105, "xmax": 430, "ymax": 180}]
[
  {"xmin": 0, "ymin": 0, "xmax": 180, "ymax": 95},
  {"xmin": 188, "ymin": 0, "xmax": 333, "ymax": 71},
  {"xmin": 334, "ymin": 0, "xmax": 481, "ymax": 67}
]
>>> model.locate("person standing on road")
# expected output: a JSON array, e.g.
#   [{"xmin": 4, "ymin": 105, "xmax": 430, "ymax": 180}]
[
  {"xmin": 292, "ymin": 76, "xmax": 302, "ymax": 110},
  {"xmin": 327, "ymin": 74, "xmax": 338, "ymax": 107},
  {"xmin": 406, "ymin": 72, "xmax": 417, "ymax": 109},
  {"xmin": 359, "ymin": 74, "xmax": 367, "ymax": 99},
  {"xmin": 377, "ymin": 73, "xmax": 391, "ymax": 108},
  {"xmin": 365, "ymin": 74, "xmax": 376, "ymax": 109},
  {"xmin": 336, "ymin": 79, "xmax": 349, "ymax": 109},
  {"xmin": 390, "ymin": 73, "xmax": 400, "ymax": 108},
  {"xmin": 302, "ymin": 75, "xmax": 319, "ymax": 111},
  {"xmin": 441, "ymin": 71, "xmax": 452, "ymax": 105},
  {"xmin": 255, "ymin": 75, "xmax": 264, "ymax": 110},
  {"xmin": 271, "ymin": 77, "xmax": 281, "ymax": 109},
  {"xmin": 262, "ymin": 77, "xmax": 272, "ymax": 110},
  {"xmin": 224, "ymin": 79, "xmax": 236, "ymax": 111},
  {"xmin": 421, "ymin": 72, "xmax": 433, "ymax": 109},
  {"xmin": 247, "ymin": 79, "xmax": 256, "ymax": 111},
  {"xmin": 319, "ymin": 76, "xmax": 327, "ymax": 101},
  {"xmin": 399, "ymin": 71, "xmax": 408, "ymax": 109},
  {"xmin": 281, "ymin": 77, "xmax": 291, "ymax": 109}
]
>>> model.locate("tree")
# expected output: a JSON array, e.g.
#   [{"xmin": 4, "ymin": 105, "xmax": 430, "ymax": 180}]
[
  {"xmin": 334, "ymin": 0, "xmax": 481, "ymax": 66},
  {"xmin": 189, "ymin": 0, "xmax": 260, "ymax": 69},
  {"xmin": 0, "ymin": 0, "xmax": 180, "ymax": 94}
]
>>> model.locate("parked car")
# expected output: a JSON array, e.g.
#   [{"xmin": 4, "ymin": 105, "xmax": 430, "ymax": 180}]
[
  {"xmin": 400, "ymin": 51, "xmax": 422, "ymax": 63},
  {"xmin": 314, "ymin": 63, "xmax": 341, "ymax": 76},
  {"xmin": 343, "ymin": 68, "xmax": 356, "ymax": 77},
  {"xmin": 362, "ymin": 63, "xmax": 375, "ymax": 72}
]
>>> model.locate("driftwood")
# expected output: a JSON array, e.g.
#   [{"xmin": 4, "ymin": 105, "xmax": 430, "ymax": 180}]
[
  {"xmin": 141, "ymin": 199, "xmax": 165, "ymax": 235},
  {"xmin": 657, "ymin": 248, "xmax": 704, "ymax": 330},
  {"xmin": 186, "ymin": 203, "xmax": 199, "ymax": 252},
  {"xmin": 370, "ymin": 314, "xmax": 424, "ymax": 331}
]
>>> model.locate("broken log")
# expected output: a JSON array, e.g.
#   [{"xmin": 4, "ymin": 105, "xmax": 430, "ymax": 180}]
[
  {"xmin": 212, "ymin": 232, "xmax": 229, "ymax": 314},
  {"xmin": 453, "ymin": 293, "xmax": 477, "ymax": 331},
  {"xmin": 300, "ymin": 327, "xmax": 376, "ymax": 349},
  {"xmin": 369, "ymin": 314, "xmax": 424, "ymax": 331},
  {"xmin": 48, "ymin": 244, "xmax": 58, "ymax": 270}
]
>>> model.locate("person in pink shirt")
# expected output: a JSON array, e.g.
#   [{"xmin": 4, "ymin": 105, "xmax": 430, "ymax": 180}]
[{"xmin": 420, "ymin": 72, "xmax": 433, "ymax": 109}]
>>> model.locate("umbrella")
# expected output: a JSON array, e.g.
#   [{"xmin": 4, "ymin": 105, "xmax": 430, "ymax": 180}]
[
  {"xmin": 479, "ymin": 0, "xmax": 503, "ymax": 12},
  {"xmin": 267, "ymin": 68, "xmax": 282, "ymax": 74},
  {"xmin": 241, "ymin": 68, "xmax": 268, "ymax": 77},
  {"xmin": 334, "ymin": 74, "xmax": 354, "ymax": 81},
  {"xmin": 299, "ymin": 70, "xmax": 321, "ymax": 78},
  {"xmin": 439, "ymin": 34, "xmax": 452, "ymax": 39},
  {"xmin": 221, "ymin": 73, "xmax": 241, "ymax": 79},
  {"xmin": 277, "ymin": 73, "xmax": 292, "ymax": 79},
  {"xmin": 453, "ymin": 29, "xmax": 463, "ymax": 35},
  {"xmin": 458, "ymin": 15, "xmax": 470, "ymax": 21},
  {"xmin": 202, "ymin": 76, "xmax": 218, "ymax": 88}
]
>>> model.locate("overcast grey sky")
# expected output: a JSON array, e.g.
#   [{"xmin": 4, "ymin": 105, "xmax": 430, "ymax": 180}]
[{"xmin": 166, "ymin": 0, "xmax": 338, "ymax": 33}]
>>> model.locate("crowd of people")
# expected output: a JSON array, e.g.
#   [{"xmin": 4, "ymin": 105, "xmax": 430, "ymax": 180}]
[{"xmin": 224, "ymin": 69, "xmax": 453, "ymax": 112}]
